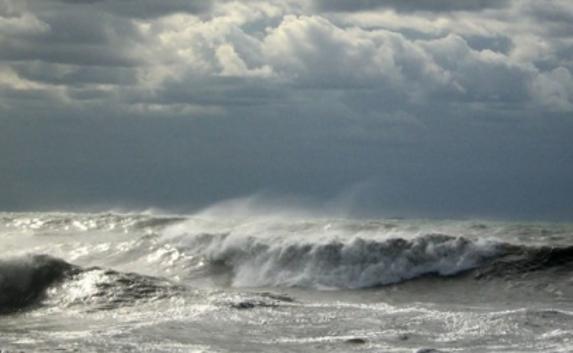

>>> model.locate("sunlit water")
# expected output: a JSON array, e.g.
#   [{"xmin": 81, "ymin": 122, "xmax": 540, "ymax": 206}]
[{"xmin": 1, "ymin": 211, "xmax": 572, "ymax": 353}]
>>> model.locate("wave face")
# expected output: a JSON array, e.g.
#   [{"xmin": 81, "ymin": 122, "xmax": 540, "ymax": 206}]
[
  {"xmin": 160, "ymin": 214, "xmax": 573, "ymax": 289},
  {"xmin": 0, "ymin": 255, "xmax": 77, "ymax": 313},
  {"xmin": 176, "ymin": 232, "xmax": 503, "ymax": 289},
  {"xmin": 474, "ymin": 244, "xmax": 573, "ymax": 279},
  {"xmin": 0, "ymin": 255, "xmax": 184, "ymax": 314}
]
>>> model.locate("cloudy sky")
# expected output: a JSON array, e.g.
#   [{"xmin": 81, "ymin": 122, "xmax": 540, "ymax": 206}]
[{"xmin": 1, "ymin": 0, "xmax": 572, "ymax": 220}]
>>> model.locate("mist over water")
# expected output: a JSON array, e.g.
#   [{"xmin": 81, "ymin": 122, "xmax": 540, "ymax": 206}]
[{"xmin": 0, "ymin": 205, "xmax": 572, "ymax": 352}]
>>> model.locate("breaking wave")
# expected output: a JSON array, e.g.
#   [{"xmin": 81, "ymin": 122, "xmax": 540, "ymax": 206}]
[
  {"xmin": 168, "ymin": 229, "xmax": 573, "ymax": 289},
  {"xmin": 171, "ymin": 232, "xmax": 504, "ymax": 289},
  {"xmin": 0, "ymin": 255, "xmax": 78, "ymax": 313},
  {"xmin": 2, "ymin": 212, "xmax": 572, "ymax": 296},
  {"xmin": 0, "ymin": 254, "xmax": 182, "ymax": 314}
]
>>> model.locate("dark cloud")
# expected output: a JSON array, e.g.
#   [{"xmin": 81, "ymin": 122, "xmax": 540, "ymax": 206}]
[
  {"xmin": 153, "ymin": 75, "xmax": 285, "ymax": 107},
  {"xmin": 42, "ymin": 0, "xmax": 213, "ymax": 19},
  {"xmin": 313, "ymin": 0, "xmax": 511, "ymax": 13},
  {"xmin": 465, "ymin": 35, "xmax": 513, "ymax": 54},
  {"xmin": 0, "ymin": 40, "xmax": 139, "ymax": 67},
  {"xmin": 523, "ymin": 2, "xmax": 573, "ymax": 40},
  {"xmin": 0, "ymin": 86, "xmax": 61, "ymax": 102},
  {"xmin": 525, "ymin": 1, "xmax": 573, "ymax": 24},
  {"xmin": 13, "ymin": 63, "xmax": 138, "ymax": 86},
  {"xmin": 0, "ymin": 7, "xmax": 142, "ymax": 67}
]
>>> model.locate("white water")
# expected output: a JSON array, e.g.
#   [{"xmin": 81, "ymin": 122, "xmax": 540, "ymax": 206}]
[{"xmin": 0, "ymin": 211, "xmax": 572, "ymax": 353}]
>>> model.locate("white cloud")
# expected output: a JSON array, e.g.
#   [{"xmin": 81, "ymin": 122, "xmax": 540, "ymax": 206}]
[
  {"xmin": 1, "ymin": 0, "xmax": 572, "ymax": 115},
  {"xmin": 0, "ymin": 0, "xmax": 49, "ymax": 36},
  {"xmin": 216, "ymin": 43, "xmax": 273, "ymax": 77},
  {"xmin": 530, "ymin": 67, "xmax": 573, "ymax": 111}
]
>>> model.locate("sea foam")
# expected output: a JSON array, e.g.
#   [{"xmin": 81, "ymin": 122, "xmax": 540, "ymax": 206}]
[{"xmin": 165, "ymin": 219, "xmax": 503, "ymax": 289}]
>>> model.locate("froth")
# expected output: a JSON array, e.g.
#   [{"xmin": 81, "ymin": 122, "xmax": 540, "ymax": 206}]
[{"xmin": 167, "ymin": 226, "xmax": 503, "ymax": 289}]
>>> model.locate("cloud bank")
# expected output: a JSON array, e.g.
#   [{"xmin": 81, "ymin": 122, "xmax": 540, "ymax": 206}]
[
  {"xmin": 1, "ymin": 0, "xmax": 572, "ymax": 219},
  {"xmin": 2, "ymin": 0, "xmax": 572, "ymax": 115}
]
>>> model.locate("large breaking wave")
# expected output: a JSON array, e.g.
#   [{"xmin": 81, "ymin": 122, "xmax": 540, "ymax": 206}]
[
  {"xmin": 177, "ymin": 232, "xmax": 503, "ymax": 289},
  {"xmin": 164, "ymin": 217, "xmax": 573, "ymax": 289},
  {"xmin": 1, "ymin": 211, "xmax": 572, "ymax": 304}
]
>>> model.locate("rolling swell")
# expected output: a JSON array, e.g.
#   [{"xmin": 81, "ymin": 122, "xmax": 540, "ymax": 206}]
[{"xmin": 473, "ymin": 244, "xmax": 573, "ymax": 279}]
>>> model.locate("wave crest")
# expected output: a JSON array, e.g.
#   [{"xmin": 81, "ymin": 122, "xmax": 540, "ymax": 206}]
[
  {"xmin": 0, "ymin": 255, "xmax": 77, "ymax": 313},
  {"xmin": 182, "ymin": 233, "xmax": 503, "ymax": 289}
]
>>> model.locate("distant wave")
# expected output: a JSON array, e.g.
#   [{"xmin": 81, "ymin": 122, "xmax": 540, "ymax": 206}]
[{"xmin": 0, "ymin": 212, "xmax": 185, "ymax": 233}]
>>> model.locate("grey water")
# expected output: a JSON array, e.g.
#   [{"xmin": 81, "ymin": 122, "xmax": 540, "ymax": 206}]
[{"xmin": 0, "ymin": 211, "xmax": 572, "ymax": 353}]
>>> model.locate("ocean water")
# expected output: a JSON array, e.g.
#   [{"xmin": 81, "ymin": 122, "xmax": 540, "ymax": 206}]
[{"xmin": 0, "ymin": 211, "xmax": 572, "ymax": 353}]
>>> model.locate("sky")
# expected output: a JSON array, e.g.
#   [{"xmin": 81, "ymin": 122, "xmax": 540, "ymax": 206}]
[{"xmin": 1, "ymin": 0, "xmax": 572, "ymax": 220}]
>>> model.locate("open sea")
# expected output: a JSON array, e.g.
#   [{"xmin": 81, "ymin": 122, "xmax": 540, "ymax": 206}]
[{"xmin": 0, "ymin": 211, "xmax": 572, "ymax": 352}]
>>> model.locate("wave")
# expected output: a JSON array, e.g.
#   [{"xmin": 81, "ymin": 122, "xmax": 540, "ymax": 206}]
[
  {"xmin": 473, "ymin": 244, "xmax": 573, "ymax": 279},
  {"xmin": 0, "ymin": 254, "xmax": 182, "ymax": 314},
  {"xmin": 0, "ymin": 212, "xmax": 185, "ymax": 233},
  {"xmin": 50, "ymin": 267, "xmax": 184, "ymax": 311},
  {"xmin": 2, "ymin": 212, "xmax": 572, "ymax": 293},
  {"xmin": 168, "ymin": 230, "xmax": 573, "ymax": 289},
  {"xmin": 1, "ymin": 240, "xmax": 572, "ymax": 314},
  {"xmin": 0, "ymin": 255, "xmax": 78, "ymax": 313},
  {"xmin": 172, "ymin": 233, "xmax": 502, "ymax": 289}
]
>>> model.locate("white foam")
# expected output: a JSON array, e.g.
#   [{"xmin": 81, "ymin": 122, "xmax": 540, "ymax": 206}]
[
  {"xmin": 0, "ymin": 212, "xmax": 509, "ymax": 290},
  {"xmin": 163, "ymin": 218, "xmax": 503, "ymax": 289}
]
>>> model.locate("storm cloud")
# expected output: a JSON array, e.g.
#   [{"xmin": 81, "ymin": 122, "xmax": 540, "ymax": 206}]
[
  {"xmin": 1, "ymin": 0, "xmax": 572, "ymax": 219},
  {"xmin": 313, "ymin": 0, "xmax": 511, "ymax": 13}
]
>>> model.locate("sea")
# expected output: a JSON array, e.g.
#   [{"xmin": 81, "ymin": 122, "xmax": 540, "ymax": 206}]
[{"xmin": 0, "ymin": 210, "xmax": 572, "ymax": 353}]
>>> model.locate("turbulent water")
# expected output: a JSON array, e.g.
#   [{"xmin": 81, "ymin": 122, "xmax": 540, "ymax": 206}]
[{"xmin": 0, "ymin": 211, "xmax": 572, "ymax": 353}]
